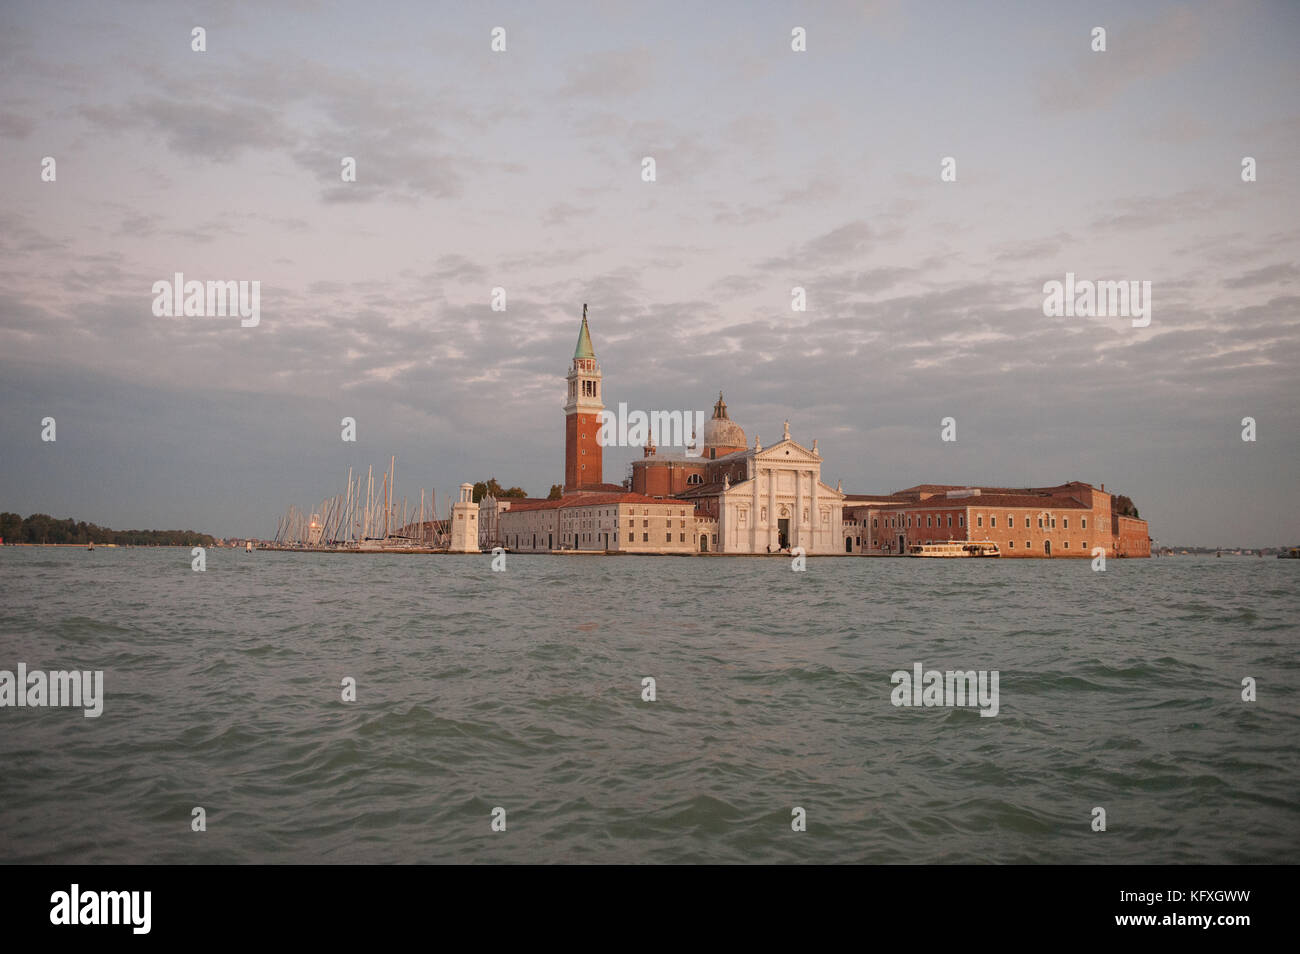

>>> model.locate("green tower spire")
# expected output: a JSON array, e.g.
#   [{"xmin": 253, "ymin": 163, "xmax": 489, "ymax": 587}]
[{"xmin": 574, "ymin": 303, "xmax": 595, "ymax": 360}]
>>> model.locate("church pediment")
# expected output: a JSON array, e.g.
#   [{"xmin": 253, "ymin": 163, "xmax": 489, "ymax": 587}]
[{"xmin": 755, "ymin": 438, "xmax": 820, "ymax": 464}]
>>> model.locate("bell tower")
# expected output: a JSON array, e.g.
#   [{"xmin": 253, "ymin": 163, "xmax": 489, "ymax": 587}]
[{"xmin": 563, "ymin": 304, "xmax": 604, "ymax": 492}]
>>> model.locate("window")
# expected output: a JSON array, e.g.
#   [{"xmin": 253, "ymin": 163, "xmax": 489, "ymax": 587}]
[
  {"xmin": 1026, "ymin": 541, "xmax": 1031, "ymax": 549},
  {"xmin": 1038, "ymin": 517, "xmax": 1043, "ymax": 528},
  {"xmin": 947, "ymin": 515, "xmax": 952, "ymax": 527},
  {"xmin": 1025, "ymin": 517, "xmax": 1030, "ymax": 528},
  {"xmin": 1063, "ymin": 518, "xmax": 1069, "ymax": 529},
  {"xmin": 1051, "ymin": 518, "xmax": 1056, "ymax": 528},
  {"xmin": 977, "ymin": 516, "xmax": 983, "ymax": 527},
  {"xmin": 1082, "ymin": 541, "xmax": 1087, "ymax": 549},
  {"xmin": 679, "ymin": 533, "xmax": 685, "ymax": 542},
  {"xmin": 1043, "ymin": 540, "xmax": 1049, "ymax": 551},
  {"xmin": 642, "ymin": 533, "xmax": 648, "ymax": 542},
  {"xmin": 712, "ymin": 534, "xmax": 717, "ymax": 544},
  {"xmin": 643, "ymin": 520, "xmax": 648, "ymax": 527},
  {"xmin": 1082, "ymin": 518, "xmax": 1087, "ymax": 529},
  {"xmin": 1064, "ymin": 541, "xmax": 1069, "ymax": 548},
  {"xmin": 873, "ymin": 518, "xmax": 878, "ymax": 528},
  {"xmin": 959, "ymin": 516, "xmax": 964, "ymax": 527},
  {"xmin": 991, "ymin": 517, "xmax": 997, "ymax": 528},
  {"xmin": 927, "ymin": 516, "xmax": 932, "ymax": 528},
  {"xmin": 1008, "ymin": 540, "xmax": 1014, "ymax": 549},
  {"xmin": 666, "ymin": 533, "xmax": 672, "ymax": 542}
]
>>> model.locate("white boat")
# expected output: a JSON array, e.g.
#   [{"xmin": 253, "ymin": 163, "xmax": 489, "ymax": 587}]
[{"xmin": 908, "ymin": 542, "xmax": 1000, "ymax": 558}]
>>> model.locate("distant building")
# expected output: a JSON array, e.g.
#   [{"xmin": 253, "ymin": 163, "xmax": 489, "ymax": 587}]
[
  {"xmin": 498, "ymin": 493, "xmax": 698, "ymax": 553},
  {"xmin": 842, "ymin": 482, "xmax": 1150, "ymax": 558}
]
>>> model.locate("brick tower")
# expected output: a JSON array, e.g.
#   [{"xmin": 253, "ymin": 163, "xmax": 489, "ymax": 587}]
[{"xmin": 563, "ymin": 304, "xmax": 604, "ymax": 492}]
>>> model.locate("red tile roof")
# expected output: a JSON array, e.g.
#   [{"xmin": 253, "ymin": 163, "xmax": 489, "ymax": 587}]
[
  {"xmin": 849, "ymin": 493, "xmax": 1088, "ymax": 511},
  {"xmin": 504, "ymin": 492, "xmax": 679, "ymax": 512}
]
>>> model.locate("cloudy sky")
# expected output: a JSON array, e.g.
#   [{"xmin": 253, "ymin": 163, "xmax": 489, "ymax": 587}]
[{"xmin": 1, "ymin": 0, "xmax": 1297, "ymax": 545}]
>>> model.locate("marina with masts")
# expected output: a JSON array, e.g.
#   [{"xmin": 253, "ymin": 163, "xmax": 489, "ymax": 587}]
[{"xmin": 266, "ymin": 456, "xmax": 466, "ymax": 552}]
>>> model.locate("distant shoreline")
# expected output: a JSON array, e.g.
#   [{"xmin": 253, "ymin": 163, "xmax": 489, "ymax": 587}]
[{"xmin": 0, "ymin": 543, "xmax": 195, "ymax": 548}]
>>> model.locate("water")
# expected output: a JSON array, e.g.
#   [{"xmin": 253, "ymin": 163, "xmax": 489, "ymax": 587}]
[{"xmin": 0, "ymin": 548, "xmax": 1296, "ymax": 863}]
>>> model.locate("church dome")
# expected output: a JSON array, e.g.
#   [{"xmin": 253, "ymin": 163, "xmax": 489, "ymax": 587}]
[{"xmin": 703, "ymin": 391, "xmax": 746, "ymax": 452}]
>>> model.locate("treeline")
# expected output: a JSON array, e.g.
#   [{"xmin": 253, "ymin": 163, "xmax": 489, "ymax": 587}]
[
  {"xmin": 470, "ymin": 478, "xmax": 563, "ymax": 502},
  {"xmin": 0, "ymin": 513, "xmax": 215, "ymax": 547}
]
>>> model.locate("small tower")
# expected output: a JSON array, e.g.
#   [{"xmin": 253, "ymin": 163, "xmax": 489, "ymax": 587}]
[
  {"xmin": 449, "ymin": 482, "xmax": 479, "ymax": 552},
  {"xmin": 563, "ymin": 304, "xmax": 604, "ymax": 492}
]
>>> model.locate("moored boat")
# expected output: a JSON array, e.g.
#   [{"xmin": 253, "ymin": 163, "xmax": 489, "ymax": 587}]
[{"xmin": 907, "ymin": 542, "xmax": 1000, "ymax": 558}]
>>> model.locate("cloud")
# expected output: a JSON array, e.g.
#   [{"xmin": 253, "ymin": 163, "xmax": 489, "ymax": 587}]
[
  {"xmin": 557, "ymin": 49, "xmax": 656, "ymax": 100},
  {"xmin": 1088, "ymin": 190, "xmax": 1231, "ymax": 232},
  {"xmin": 1223, "ymin": 262, "xmax": 1298, "ymax": 289},
  {"xmin": 0, "ymin": 108, "xmax": 34, "ymax": 139},
  {"xmin": 79, "ymin": 98, "xmax": 292, "ymax": 162},
  {"xmin": 1036, "ymin": 7, "xmax": 1207, "ymax": 113}
]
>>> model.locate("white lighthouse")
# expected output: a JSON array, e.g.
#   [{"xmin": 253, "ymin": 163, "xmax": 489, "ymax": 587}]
[{"xmin": 448, "ymin": 483, "xmax": 480, "ymax": 553}]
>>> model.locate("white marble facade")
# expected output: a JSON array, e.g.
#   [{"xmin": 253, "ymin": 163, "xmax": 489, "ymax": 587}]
[{"xmin": 714, "ymin": 429, "xmax": 844, "ymax": 554}]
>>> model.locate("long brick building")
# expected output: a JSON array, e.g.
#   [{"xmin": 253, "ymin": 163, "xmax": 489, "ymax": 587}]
[{"xmin": 842, "ymin": 482, "xmax": 1150, "ymax": 557}]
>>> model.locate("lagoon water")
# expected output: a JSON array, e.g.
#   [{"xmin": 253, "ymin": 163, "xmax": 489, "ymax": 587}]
[{"xmin": 0, "ymin": 547, "xmax": 1296, "ymax": 864}]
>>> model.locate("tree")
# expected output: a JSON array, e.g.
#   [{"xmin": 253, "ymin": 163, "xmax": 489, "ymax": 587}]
[
  {"xmin": 547, "ymin": 484, "xmax": 563, "ymax": 500},
  {"xmin": 0, "ymin": 512, "xmax": 23, "ymax": 543},
  {"xmin": 0, "ymin": 513, "xmax": 214, "ymax": 547},
  {"xmin": 474, "ymin": 478, "xmax": 530, "ymax": 502},
  {"xmin": 1113, "ymin": 495, "xmax": 1139, "ymax": 519}
]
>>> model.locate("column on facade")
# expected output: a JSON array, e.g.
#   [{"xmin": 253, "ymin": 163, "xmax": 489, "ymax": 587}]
[
  {"xmin": 793, "ymin": 466, "xmax": 802, "ymax": 548},
  {"xmin": 767, "ymin": 467, "xmax": 776, "ymax": 549},
  {"xmin": 810, "ymin": 471, "xmax": 819, "ymax": 553}
]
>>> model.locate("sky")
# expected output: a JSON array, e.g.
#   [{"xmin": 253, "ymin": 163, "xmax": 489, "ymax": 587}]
[{"xmin": 0, "ymin": 0, "xmax": 1297, "ymax": 546}]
